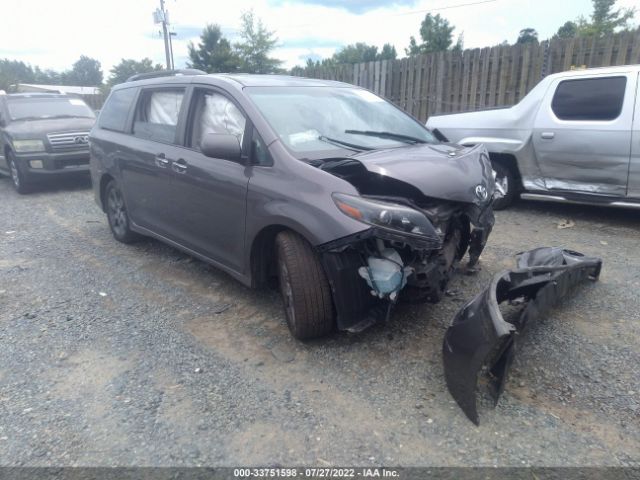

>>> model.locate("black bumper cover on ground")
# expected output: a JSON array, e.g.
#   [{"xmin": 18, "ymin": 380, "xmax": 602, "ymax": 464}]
[{"xmin": 442, "ymin": 247, "xmax": 602, "ymax": 425}]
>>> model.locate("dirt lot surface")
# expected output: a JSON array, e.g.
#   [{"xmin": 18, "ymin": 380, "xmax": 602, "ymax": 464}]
[{"xmin": 0, "ymin": 176, "xmax": 638, "ymax": 467}]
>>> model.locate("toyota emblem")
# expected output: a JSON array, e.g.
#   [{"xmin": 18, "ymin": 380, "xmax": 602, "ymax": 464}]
[
  {"xmin": 475, "ymin": 184, "xmax": 488, "ymax": 201},
  {"xmin": 74, "ymin": 135, "xmax": 89, "ymax": 144}
]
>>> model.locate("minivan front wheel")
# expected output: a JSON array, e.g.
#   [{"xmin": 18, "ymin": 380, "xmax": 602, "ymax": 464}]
[
  {"xmin": 105, "ymin": 180, "xmax": 139, "ymax": 244},
  {"xmin": 275, "ymin": 231, "xmax": 335, "ymax": 340}
]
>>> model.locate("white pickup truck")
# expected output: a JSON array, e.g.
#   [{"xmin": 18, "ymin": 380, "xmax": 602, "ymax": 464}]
[{"xmin": 427, "ymin": 64, "xmax": 640, "ymax": 210}]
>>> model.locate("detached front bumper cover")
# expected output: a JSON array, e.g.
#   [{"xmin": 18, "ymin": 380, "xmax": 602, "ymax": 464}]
[{"xmin": 442, "ymin": 247, "xmax": 602, "ymax": 425}]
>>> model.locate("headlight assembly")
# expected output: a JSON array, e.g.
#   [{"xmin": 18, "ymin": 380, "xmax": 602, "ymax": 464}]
[
  {"xmin": 13, "ymin": 139, "xmax": 45, "ymax": 153},
  {"xmin": 332, "ymin": 192, "xmax": 439, "ymax": 240}
]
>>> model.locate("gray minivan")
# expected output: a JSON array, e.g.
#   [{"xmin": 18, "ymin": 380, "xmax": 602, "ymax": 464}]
[{"xmin": 90, "ymin": 71, "xmax": 496, "ymax": 339}]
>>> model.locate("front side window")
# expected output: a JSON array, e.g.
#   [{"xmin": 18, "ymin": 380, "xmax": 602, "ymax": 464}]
[
  {"xmin": 551, "ymin": 76, "xmax": 627, "ymax": 121},
  {"xmin": 99, "ymin": 88, "xmax": 136, "ymax": 132},
  {"xmin": 246, "ymin": 86, "xmax": 436, "ymax": 159},
  {"xmin": 133, "ymin": 89, "xmax": 185, "ymax": 143},
  {"xmin": 7, "ymin": 96, "xmax": 95, "ymax": 121},
  {"xmin": 189, "ymin": 90, "xmax": 246, "ymax": 150}
]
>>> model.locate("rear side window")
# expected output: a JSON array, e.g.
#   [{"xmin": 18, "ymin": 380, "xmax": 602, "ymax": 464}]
[
  {"xmin": 551, "ymin": 76, "xmax": 627, "ymax": 121},
  {"xmin": 99, "ymin": 88, "xmax": 137, "ymax": 132},
  {"xmin": 133, "ymin": 89, "xmax": 185, "ymax": 143}
]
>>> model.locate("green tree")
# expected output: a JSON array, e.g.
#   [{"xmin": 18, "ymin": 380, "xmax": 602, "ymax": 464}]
[
  {"xmin": 0, "ymin": 59, "xmax": 36, "ymax": 91},
  {"xmin": 63, "ymin": 55, "xmax": 103, "ymax": 86},
  {"xmin": 581, "ymin": 0, "xmax": 635, "ymax": 36},
  {"xmin": 107, "ymin": 58, "xmax": 163, "ymax": 87},
  {"xmin": 187, "ymin": 24, "xmax": 240, "ymax": 73},
  {"xmin": 554, "ymin": 21, "xmax": 579, "ymax": 39},
  {"xmin": 333, "ymin": 43, "xmax": 379, "ymax": 64},
  {"xmin": 378, "ymin": 43, "xmax": 398, "ymax": 60},
  {"xmin": 516, "ymin": 28, "xmax": 539, "ymax": 44},
  {"xmin": 33, "ymin": 67, "xmax": 62, "ymax": 85},
  {"xmin": 234, "ymin": 11, "xmax": 283, "ymax": 74},
  {"xmin": 406, "ymin": 13, "xmax": 455, "ymax": 55}
]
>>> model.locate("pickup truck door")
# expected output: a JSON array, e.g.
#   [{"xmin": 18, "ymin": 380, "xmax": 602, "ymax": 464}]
[
  {"xmin": 532, "ymin": 72, "xmax": 636, "ymax": 197},
  {"xmin": 629, "ymin": 72, "xmax": 640, "ymax": 199}
]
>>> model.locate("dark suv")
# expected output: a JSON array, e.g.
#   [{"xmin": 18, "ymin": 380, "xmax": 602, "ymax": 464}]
[
  {"xmin": 90, "ymin": 71, "xmax": 495, "ymax": 340},
  {"xmin": 0, "ymin": 93, "xmax": 95, "ymax": 193}
]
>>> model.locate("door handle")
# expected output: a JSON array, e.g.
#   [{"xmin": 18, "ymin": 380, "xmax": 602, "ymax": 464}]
[
  {"xmin": 541, "ymin": 132, "xmax": 555, "ymax": 140},
  {"xmin": 155, "ymin": 153, "xmax": 170, "ymax": 168},
  {"xmin": 172, "ymin": 158, "xmax": 187, "ymax": 174}
]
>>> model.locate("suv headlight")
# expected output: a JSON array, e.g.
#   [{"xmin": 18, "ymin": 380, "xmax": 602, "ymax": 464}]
[
  {"xmin": 13, "ymin": 139, "xmax": 45, "ymax": 153},
  {"xmin": 332, "ymin": 193, "xmax": 439, "ymax": 239}
]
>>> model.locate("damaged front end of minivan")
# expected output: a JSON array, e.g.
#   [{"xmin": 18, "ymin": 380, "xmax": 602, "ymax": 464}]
[{"xmin": 315, "ymin": 144, "xmax": 495, "ymax": 332}]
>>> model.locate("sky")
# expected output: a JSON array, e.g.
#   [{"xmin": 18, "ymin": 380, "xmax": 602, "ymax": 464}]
[{"xmin": 0, "ymin": 0, "xmax": 637, "ymax": 80}]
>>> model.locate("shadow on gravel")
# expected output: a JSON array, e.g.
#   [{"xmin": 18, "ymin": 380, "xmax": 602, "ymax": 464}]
[
  {"xmin": 513, "ymin": 199, "xmax": 639, "ymax": 227},
  {"xmin": 2, "ymin": 174, "xmax": 92, "ymax": 195}
]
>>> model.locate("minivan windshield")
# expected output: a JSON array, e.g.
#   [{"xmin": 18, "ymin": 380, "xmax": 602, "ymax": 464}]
[
  {"xmin": 6, "ymin": 96, "xmax": 95, "ymax": 121},
  {"xmin": 246, "ymin": 86, "xmax": 436, "ymax": 158}
]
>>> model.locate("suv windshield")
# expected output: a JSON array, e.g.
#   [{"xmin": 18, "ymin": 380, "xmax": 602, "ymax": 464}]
[
  {"xmin": 246, "ymin": 86, "xmax": 436, "ymax": 158},
  {"xmin": 6, "ymin": 96, "xmax": 95, "ymax": 121}
]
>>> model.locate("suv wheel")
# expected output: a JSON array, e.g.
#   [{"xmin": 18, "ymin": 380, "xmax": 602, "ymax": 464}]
[
  {"xmin": 275, "ymin": 231, "xmax": 335, "ymax": 340},
  {"xmin": 491, "ymin": 161, "xmax": 517, "ymax": 210},
  {"xmin": 105, "ymin": 180, "xmax": 139, "ymax": 243},
  {"xmin": 7, "ymin": 152, "xmax": 31, "ymax": 194}
]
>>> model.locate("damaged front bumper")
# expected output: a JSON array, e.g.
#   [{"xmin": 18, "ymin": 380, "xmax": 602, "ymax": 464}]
[
  {"xmin": 318, "ymin": 201, "xmax": 494, "ymax": 333},
  {"xmin": 442, "ymin": 247, "xmax": 602, "ymax": 424}
]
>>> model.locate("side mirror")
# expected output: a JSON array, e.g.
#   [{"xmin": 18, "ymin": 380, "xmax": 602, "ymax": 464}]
[{"xmin": 200, "ymin": 133, "xmax": 241, "ymax": 161}]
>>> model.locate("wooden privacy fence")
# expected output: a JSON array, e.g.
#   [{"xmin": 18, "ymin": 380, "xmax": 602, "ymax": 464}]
[{"xmin": 294, "ymin": 29, "xmax": 640, "ymax": 122}]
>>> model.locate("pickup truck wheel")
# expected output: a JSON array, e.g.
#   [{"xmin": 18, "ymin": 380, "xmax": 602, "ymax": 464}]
[
  {"xmin": 7, "ymin": 152, "xmax": 32, "ymax": 194},
  {"xmin": 276, "ymin": 231, "xmax": 335, "ymax": 340},
  {"xmin": 491, "ymin": 162, "xmax": 516, "ymax": 210},
  {"xmin": 105, "ymin": 180, "xmax": 139, "ymax": 244}
]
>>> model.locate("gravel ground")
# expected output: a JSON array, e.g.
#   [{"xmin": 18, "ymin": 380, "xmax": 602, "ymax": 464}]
[{"xmin": 0, "ymin": 175, "xmax": 638, "ymax": 467}]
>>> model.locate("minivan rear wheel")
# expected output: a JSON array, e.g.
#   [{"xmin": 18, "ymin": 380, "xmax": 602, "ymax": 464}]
[
  {"xmin": 105, "ymin": 180, "xmax": 139, "ymax": 244},
  {"xmin": 275, "ymin": 231, "xmax": 335, "ymax": 340}
]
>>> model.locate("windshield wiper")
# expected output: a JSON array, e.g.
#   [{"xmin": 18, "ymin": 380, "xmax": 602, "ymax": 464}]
[
  {"xmin": 345, "ymin": 129, "xmax": 428, "ymax": 144},
  {"xmin": 318, "ymin": 135, "xmax": 373, "ymax": 152}
]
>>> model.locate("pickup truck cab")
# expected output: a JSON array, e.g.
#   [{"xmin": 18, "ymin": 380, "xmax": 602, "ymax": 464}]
[
  {"xmin": 427, "ymin": 64, "xmax": 640, "ymax": 210},
  {"xmin": 0, "ymin": 92, "xmax": 95, "ymax": 193}
]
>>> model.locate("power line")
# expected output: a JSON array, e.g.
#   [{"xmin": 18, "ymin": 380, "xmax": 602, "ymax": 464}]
[{"xmin": 391, "ymin": 0, "xmax": 499, "ymax": 17}]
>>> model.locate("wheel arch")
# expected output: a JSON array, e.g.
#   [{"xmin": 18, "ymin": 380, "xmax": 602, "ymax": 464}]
[
  {"xmin": 488, "ymin": 152, "xmax": 523, "ymax": 192},
  {"xmin": 249, "ymin": 224, "xmax": 315, "ymax": 289},
  {"xmin": 98, "ymin": 172, "xmax": 115, "ymax": 212}
]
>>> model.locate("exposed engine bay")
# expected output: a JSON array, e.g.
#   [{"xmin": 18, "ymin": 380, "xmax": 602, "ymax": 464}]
[{"xmin": 313, "ymin": 144, "xmax": 495, "ymax": 331}]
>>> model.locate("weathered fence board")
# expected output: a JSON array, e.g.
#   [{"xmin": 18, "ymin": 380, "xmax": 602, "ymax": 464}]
[{"xmin": 294, "ymin": 30, "xmax": 640, "ymax": 121}]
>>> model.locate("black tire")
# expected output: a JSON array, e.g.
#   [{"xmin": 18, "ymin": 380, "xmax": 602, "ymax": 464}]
[
  {"xmin": 275, "ymin": 231, "xmax": 335, "ymax": 340},
  {"xmin": 105, "ymin": 180, "xmax": 139, "ymax": 244},
  {"xmin": 491, "ymin": 161, "xmax": 517, "ymax": 210},
  {"xmin": 7, "ymin": 152, "xmax": 32, "ymax": 194}
]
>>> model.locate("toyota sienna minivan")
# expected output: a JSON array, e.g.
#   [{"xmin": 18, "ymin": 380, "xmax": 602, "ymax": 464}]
[{"xmin": 90, "ymin": 70, "xmax": 495, "ymax": 340}]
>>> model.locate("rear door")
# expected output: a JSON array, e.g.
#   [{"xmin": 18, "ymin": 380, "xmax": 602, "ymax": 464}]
[
  {"xmin": 120, "ymin": 86, "xmax": 187, "ymax": 236},
  {"xmin": 165, "ymin": 86, "xmax": 250, "ymax": 272},
  {"xmin": 533, "ymin": 73, "xmax": 636, "ymax": 197}
]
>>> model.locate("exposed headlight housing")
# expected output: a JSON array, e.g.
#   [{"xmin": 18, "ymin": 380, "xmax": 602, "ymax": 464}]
[
  {"xmin": 13, "ymin": 139, "xmax": 45, "ymax": 153},
  {"xmin": 332, "ymin": 193, "xmax": 440, "ymax": 242}
]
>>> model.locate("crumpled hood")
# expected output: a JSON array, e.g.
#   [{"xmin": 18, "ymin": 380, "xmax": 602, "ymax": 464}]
[
  {"xmin": 352, "ymin": 143, "xmax": 495, "ymax": 205},
  {"xmin": 4, "ymin": 117, "xmax": 95, "ymax": 139}
]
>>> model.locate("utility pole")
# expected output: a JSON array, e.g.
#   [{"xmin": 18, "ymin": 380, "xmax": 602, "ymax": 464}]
[{"xmin": 155, "ymin": 0, "xmax": 173, "ymax": 70}]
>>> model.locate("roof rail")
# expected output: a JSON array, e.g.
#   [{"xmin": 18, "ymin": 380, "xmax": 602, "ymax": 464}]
[{"xmin": 126, "ymin": 69, "xmax": 207, "ymax": 83}]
